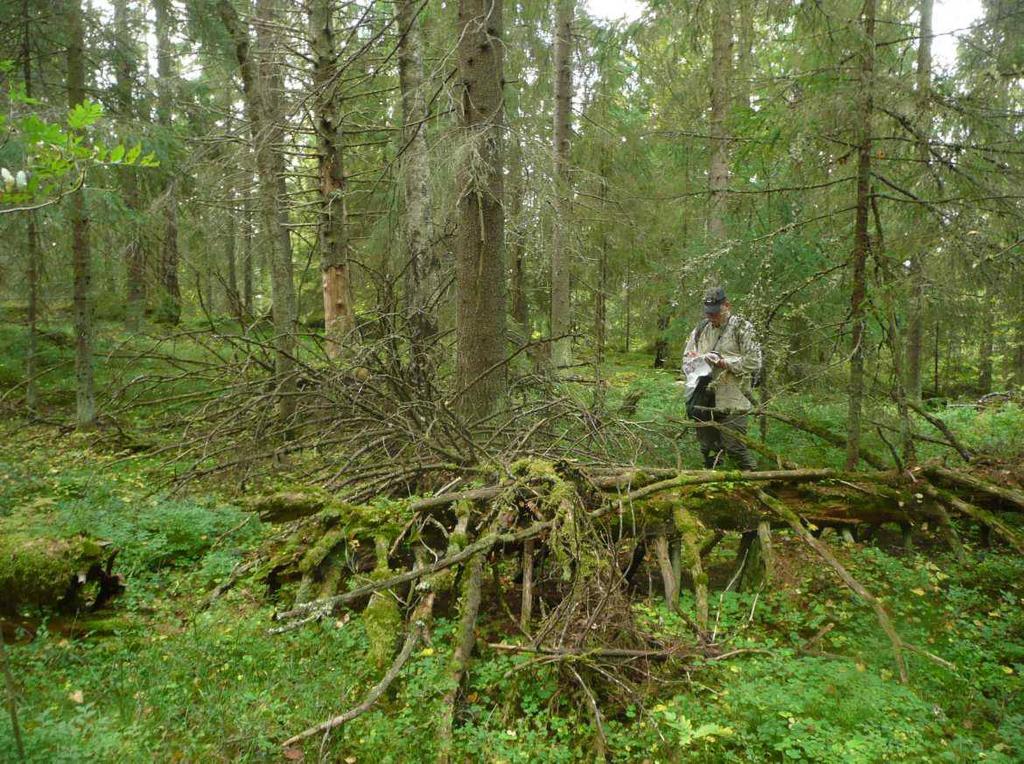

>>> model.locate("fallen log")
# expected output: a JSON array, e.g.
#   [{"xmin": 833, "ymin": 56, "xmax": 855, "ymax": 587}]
[
  {"xmin": 0, "ymin": 530, "xmax": 123, "ymax": 616},
  {"xmin": 922, "ymin": 484, "xmax": 1024, "ymax": 554},
  {"xmin": 266, "ymin": 464, "xmax": 983, "ymax": 621},
  {"xmin": 907, "ymin": 402, "xmax": 973, "ymax": 462},
  {"xmin": 923, "ymin": 465, "xmax": 1024, "ymax": 513},
  {"xmin": 254, "ymin": 455, "xmax": 1024, "ymax": 754}
]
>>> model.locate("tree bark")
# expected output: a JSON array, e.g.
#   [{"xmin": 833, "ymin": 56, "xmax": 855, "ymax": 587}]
[
  {"xmin": 24, "ymin": 213, "xmax": 40, "ymax": 415},
  {"xmin": 595, "ymin": 176, "xmax": 608, "ymax": 366},
  {"xmin": 735, "ymin": 0, "xmax": 754, "ymax": 111},
  {"xmin": 454, "ymin": 0, "xmax": 507, "ymax": 424},
  {"xmin": 308, "ymin": 0, "xmax": 356, "ymax": 359},
  {"xmin": 978, "ymin": 289, "xmax": 994, "ymax": 393},
  {"xmin": 242, "ymin": 178, "xmax": 254, "ymax": 317},
  {"xmin": 22, "ymin": 0, "xmax": 40, "ymax": 414},
  {"xmin": 66, "ymin": 0, "xmax": 95, "ymax": 429},
  {"xmin": 224, "ymin": 184, "xmax": 240, "ymax": 318},
  {"xmin": 845, "ymin": 0, "xmax": 875, "ymax": 470},
  {"xmin": 550, "ymin": 0, "xmax": 574, "ymax": 369},
  {"xmin": 509, "ymin": 135, "xmax": 528, "ymax": 330},
  {"xmin": 114, "ymin": 0, "xmax": 145, "ymax": 330},
  {"xmin": 255, "ymin": 0, "xmax": 299, "ymax": 421},
  {"xmin": 652, "ymin": 298, "xmax": 670, "ymax": 369},
  {"xmin": 624, "ymin": 258, "xmax": 631, "ymax": 352},
  {"xmin": 395, "ymin": 0, "xmax": 440, "ymax": 376},
  {"xmin": 905, "ymin": 0, "xmax": 933, "ymax": 401},
  {"xmin": 708, "ymin": 0, "xmax": 733, "ymax": 242},
  {"xmin": 154, "ymin": 0, "xmax": 181, "ymax": 325}
]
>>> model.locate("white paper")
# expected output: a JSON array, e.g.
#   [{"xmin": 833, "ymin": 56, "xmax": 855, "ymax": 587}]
[{"xmin": 682, "ymin": 356, "xmax": 713, "ymax": 400}]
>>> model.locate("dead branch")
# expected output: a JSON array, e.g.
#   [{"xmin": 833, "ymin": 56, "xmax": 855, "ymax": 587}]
[{"xmin": 755, "ymin": 489, "xmax": 908, "ymax": 684}]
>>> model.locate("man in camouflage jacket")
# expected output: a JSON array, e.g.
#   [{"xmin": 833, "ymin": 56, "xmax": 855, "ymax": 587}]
[{"xmin": 682, "ymin": 287, "xmax": 761, "ymax": 471}]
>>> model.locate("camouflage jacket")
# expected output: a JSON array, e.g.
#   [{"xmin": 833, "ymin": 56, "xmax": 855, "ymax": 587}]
[{"xmin": 682, "ymin": 314, "xmax": 762, "ymax": 413}]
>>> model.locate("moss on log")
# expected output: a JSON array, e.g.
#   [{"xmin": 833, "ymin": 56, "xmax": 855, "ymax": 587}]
[{"xmin": 0, "ymin": 531, "xmax": 122, "ymax": 615}]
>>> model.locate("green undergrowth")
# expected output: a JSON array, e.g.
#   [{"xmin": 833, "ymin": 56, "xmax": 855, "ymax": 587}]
[
  {"xmin": 1, "ymin": 342, "xmax": 1023, "ymax": 761},
  {"xmin": 2, "ymin": 428, "xmax": 1022, "ymax": 761},
  {"xmin": 597, "ymin": 350, "xmax": 1024, "ymax": 469}
]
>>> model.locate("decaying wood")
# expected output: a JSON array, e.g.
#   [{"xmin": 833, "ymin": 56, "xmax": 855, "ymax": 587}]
[
  {"xmin": 652, "ymin": 535, "xmax": 678, "ymax": 613},
  {"xmin": 521, "ymin": 538, "xmax": 535, "ymax": 631},
  {"xmin": 258, "ymin": 451, "xmax": 1023, "ymax": 752},
  {"xmin": 269, "ymin": 460, "xmax": 1021, "ymax": 624},
  {"xmin": 923, "ymin": 484, "xmax": 1024, "ymax": 554},
  {"xmin": 437, "ymin": 553, "xmax": 485, "ymax": 763},
  {"xmin": 931, "ymin": 502, "xmax": 969, "ymax": 565},
  {"xmin": 924, "ymin": 465, "xmax": 1024, "ymax": 513},
  {"xmin": 0, "ymin": 533, "xmax": 123, "ymax": 616}
]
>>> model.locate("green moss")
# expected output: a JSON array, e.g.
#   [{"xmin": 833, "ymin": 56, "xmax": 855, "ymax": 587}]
[
  {"xmin": 298, "ymin": 529, "xmax": 346, "ymax": 574},
  {"xmin": 362, "ymin": 590, "xmax": 401, "ymax": 669},
  {"xmin": 361, "ymin": 537, "xmax": 401, "ymax": 670},
  {"xmin": 509, "ymin": 458, "xmax": 559, "ymax": 480},
  {"xmin": 673, "ymin": 508, "xmax": 705, "ymax": 574},
  {"xmin": 0, "ymin": 529, "xmax": 106, "ymax": 612}
]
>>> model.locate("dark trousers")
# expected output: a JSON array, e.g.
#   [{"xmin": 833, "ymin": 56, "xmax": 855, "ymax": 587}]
[{"xmin": 696, "ymin": 411, "xmax": 758, "ymax": 471}]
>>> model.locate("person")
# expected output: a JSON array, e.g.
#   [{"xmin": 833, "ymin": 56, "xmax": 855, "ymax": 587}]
[{"xmin": 681, "ymin": 286, "xmax": 761, "ymax": 471}]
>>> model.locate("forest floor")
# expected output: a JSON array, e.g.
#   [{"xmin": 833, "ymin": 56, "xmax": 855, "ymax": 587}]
[{"xmin": 1, "ymin": 322, "xmax": 1023, "ymax": 762}]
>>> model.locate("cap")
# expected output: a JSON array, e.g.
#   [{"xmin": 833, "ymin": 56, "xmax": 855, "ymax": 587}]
[{"xmin": 702, "ymin": 286, "xmax": 727, "ymax": 314}]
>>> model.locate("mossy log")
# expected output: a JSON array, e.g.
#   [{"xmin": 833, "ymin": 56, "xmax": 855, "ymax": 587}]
[
  {"xmin": 270, "ymin": 458, "xmax": 1023, "ymax": 750},
  {"xmin": 0, "ymin": 532, "xmax": 123, "ymax": 616},
  {"xmin": 256, "ymin": 461, "xmax": 1022, "ymax": 624}
]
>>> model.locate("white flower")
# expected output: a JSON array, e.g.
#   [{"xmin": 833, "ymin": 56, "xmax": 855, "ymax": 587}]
[
  {"xmin": 15, "ymin": 170, "xmax": 28, "ymax": 189},
  {"xmin": 1, "ymin": 167, "xmax": 14, "ymax": 191}
]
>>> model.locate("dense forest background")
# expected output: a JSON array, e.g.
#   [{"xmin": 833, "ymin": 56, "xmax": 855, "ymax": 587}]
[
  {"xmin": 1, "ymin": 0, "xmax": 1022, "ymax": 418},
  {"xmin": 1, "ymin": 0, "xmax": 1024, "ymax": 760}
]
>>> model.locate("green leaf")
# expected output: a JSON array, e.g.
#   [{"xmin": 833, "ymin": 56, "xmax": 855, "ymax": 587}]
[
  {"xmin": 138, "ymin": 152, "xmax": 160, "ymax": 168},
  {"xmin": 109, "ymin": 144, "xmax": 125, "ymax": 164},
  {"xmin": 125, "ymin": 144, "xmax": 142, "ymax": 165},
  {"xmin": 67, "ymin": 100, "xmax": 104, "ymax": 130}
]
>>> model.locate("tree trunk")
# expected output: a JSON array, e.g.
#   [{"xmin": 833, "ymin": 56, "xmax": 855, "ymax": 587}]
[
  {"xmin": 871, "ymin": 195, "xmax": 916, "ymax": 466},
  {"xmin": 905, "ymin": 0, "xmax": 932, "ymax": 401},
  {"xmin": 845, "ymin": 0, "xmax": 875, "ymax": 470},
  {"xmin": 707, "ymin": 0, "xmax": 733, "ymax": 242},
  {"xmin": 242, "ymin": 181, "xmax": 254, "ymax": 318},
  {"xmin": 979, "ymin": 290, "xmax": 994, "ymax": 393},
  {"xmin": 1015, "ymin": 319, "xmax": 1024, "ymax": 389},
  {"xmin": 395, "ymin": 0, "xmax": 440, "ymax": 376},
  {"xmin": 624, "ymin": 258, "xmax": 631, "ymax": 353},
  {"xmin": 509, "ymin": 136, "xmax": 528, "ymax": 331},
  {"xmin": 257, "ymin": 0, "xmax": 299, "ymax": 420},
  {"xmin": 652, "ymin": 299, "xmax": 671, "ymax": 369},
  {"xmin": 25, "ymin": 212, "xmax": 40, "ymax": 415},
  {"xmin": 224, "ymin": 186, "xmax": 240, "ymax": 317},
  {"xmin": 218, "ymin": 0, "xmax": 297, "ymax": 420},
  {"xmin": 454, "ymin": 0, "xmax": 507, "ymax": 424},
  {"xmin": 22, "ymin": 2, "xmax": 40, "ymax": 414},
  {"xmin": 549, "ymin": 0, "xmax": 574, "ymax": 369},
  {"xmin": 734, "ymin": 0, "xmax": 754, "ymax": 111},
  {"xmin": 154, "ymin": 0, "xmax": 181, "ymax": 325},
  {"xmin": 595, "ymin": 178, "xmax": 608, "ymax": 366},
  {"xmin": 66, "ymin": 0, "xmax": 95, "ymax": 429},
  {"xmin": 309, "ymin": 0, "xmax": 356, "ymax": 359}
]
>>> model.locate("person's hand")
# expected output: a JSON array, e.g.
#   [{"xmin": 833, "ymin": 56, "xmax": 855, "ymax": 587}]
[{"xmin": 706, "ymin": 352, "xmax": 728, "ymax": 369}]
